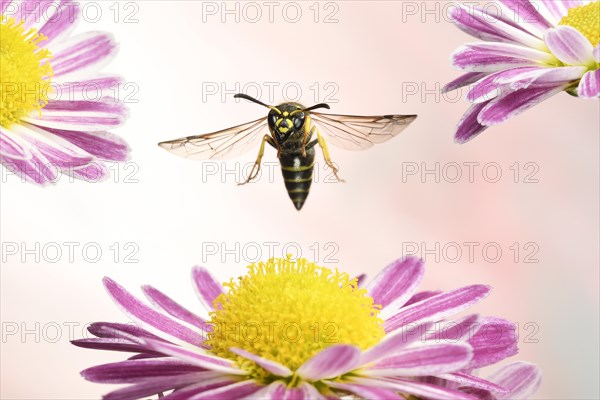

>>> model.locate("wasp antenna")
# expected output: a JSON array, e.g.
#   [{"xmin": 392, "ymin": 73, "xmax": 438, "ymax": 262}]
[
  {"xmin": 303, "ymin": 103, "xmax": 330, "ymax": 112},
  {"xmin": 234, "ymin": 93, "xmax": 271, "ymax": 108}
]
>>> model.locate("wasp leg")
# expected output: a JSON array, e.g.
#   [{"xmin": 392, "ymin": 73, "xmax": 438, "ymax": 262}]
[
  {"xmin": 301, "ymin": 126, "xmax": 314, "ymax": 158},
  {"xmin": 239, "ymin": 135, "xmax": 275, "ymax": 186},
  {"xmin": 312, "ymin": 128, "xmax": 345, "ymax": 183}
]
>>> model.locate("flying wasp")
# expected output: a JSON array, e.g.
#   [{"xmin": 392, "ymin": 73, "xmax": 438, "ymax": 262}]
[{"xmin": 158, "ymin": 94, "xmax": 417, "ymax": 210}]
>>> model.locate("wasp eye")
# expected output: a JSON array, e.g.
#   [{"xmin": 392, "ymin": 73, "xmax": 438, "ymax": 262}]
[{"xmin": 293, "ymin": 116, "xmax": 304, "ymax": 129}]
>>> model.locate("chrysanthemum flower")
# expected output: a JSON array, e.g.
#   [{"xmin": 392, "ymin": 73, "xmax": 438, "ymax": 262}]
[
  {"xmin": 445, "ymin": 0, "xmax": 599, "ymax": 143},
  {"xmin": 1, "ymin": 1, "xmax": 129, "ymax": 184},
  {"xmin": 72, "ymin": 256, "xmax": 540, "ymax": 400}
]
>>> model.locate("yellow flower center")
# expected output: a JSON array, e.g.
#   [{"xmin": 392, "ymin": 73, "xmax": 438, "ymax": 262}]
[
  {"xmin": 206, "ymin": 257, "xmax": 384, "ymax": 384},
  {"xmin": 0, "ymin": 17, "xmax": 53, "ymax": 128},
  {"xmin": 559, "ymin": 1, "xmax": 600, "ymax": 47}
]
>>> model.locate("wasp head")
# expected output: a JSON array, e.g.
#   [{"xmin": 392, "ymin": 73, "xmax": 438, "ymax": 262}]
[{"xmin": 267, "ymin": 103, "xmax": 306, "ymax": 143}]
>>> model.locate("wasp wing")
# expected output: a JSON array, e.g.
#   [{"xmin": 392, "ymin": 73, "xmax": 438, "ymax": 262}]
[
  {"xmin": 310, "ymin": 112, "xmax": 417, "ymax": 151},
  {"xmin": 158, "ymin": 117, "xmax": 269, "ymax": 160}
]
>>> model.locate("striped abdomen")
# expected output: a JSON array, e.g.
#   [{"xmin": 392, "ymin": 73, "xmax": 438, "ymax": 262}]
[{"xmin": 280, "ymin": 148, "xmax": 315, "ymax": 210}]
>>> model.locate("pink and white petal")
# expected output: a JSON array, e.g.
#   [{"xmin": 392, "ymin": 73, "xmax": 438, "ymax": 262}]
[
  {"xmin": 326, "ymin": 381, "xmax": 403, "ymax": 399},
  {"xmin": 489, "ymin": 361, "xmax": 542, "ymax": 399},
  {"xmin": 0, "ymin": 130, "xmax": 58, "ymax": 184},
  {"xmin": 367, "ymin": 256, "xmax": 424, "ymax": 318},
  {"xmin": 450, "ymin": 5, "xmax": 545, "ymax": 49},
  {"xmin": 530, "ymin": 0, "xmax": 580, "ymax": 25},
  {"xmin": 160, "ymin": 377, "xmax": 241, "ymax": 400},
  {"xmin": 0, "ymin": 128, "xmax": 32, "ymax": 160},
  {"xmin": 192, "ymin": 266, "xmax": 224, "ymax": 312},
  {"xmin": 494, "ymin": 66, "xmax": 586, "ymax": 90},
  {"xmin": 478, "ymin": 84, "xmax": 568, "ymax": 125},
  {"xmin": 230, "ymin": 347, "xmax": 292, "ymax": 377},
  {"xmin": 467, "ymin": 317, "xmax": 518, "ymax": 369},
  {"xmin": 11, "ymin": 0, "xmax": 46, "ymax": 28},
  {"xmin": 361, "ymin": 321, "xmax": 433, "ymax": 365},
  {"xmin": 451, "ymin": 43, "xmax": 557, "ymax": 72},
  {"xmin": 439, "ymin": 372, "xmax": 509, "ymax": 393},
  {"xmin": 43, "ymin": 127, "xmax": 130, "ymax": 162},
  {"xmin": 297, "ymin": 345, "xmax": 362, "ymax": 381},
  {"xmin": 545, "ymin": 26, "xmax": 595, "ymax": 66},
  {"xmin": 466, "ymin": 70, "xmax": 518, "ymax": 103},
  {"xmin": 50, "ymin": 31, "xmax": 118, "ymax": 79},
  {"xmin": 453, "ymin": 101, "xmax": 490, "ymax": 143},
  {"xmin": 65, "ymin": 161, "xmax": 110, "ymax": 182},
  {"xmin": 102, "ymin": 373, "xmax": 213, "ymax": 400},
  {"xmin": 443, "ymin": 72, "xmax": 488, "ymax": 93},
  {"xmin": 426, "ymin": 314, "xmax": 481, "ymax": 342},
  {"xmin": 365, "ymin": 343, "xmax": 472, "ymax": 377},
  {"xmin": 12, "ymin": 123, "xmax": 94, "ymax": 168},
  {"xmin": 496, "ymin": 0, "xmax": 553, "ymax": 37},
  {"xmin": 350, "ymin": 377, "xmax": 477, "ymax": 400},
  {"xmin": 23, "ymin": 98, "xmax": 128, "ymax": 131},
  {"xmin": 384, "ymin": 285, "xmax": 491, "ymax": 333},
  {"xmin": 103, "ymin": 277, "xmax": 207, "ymax": 348},
  {"xmin": 51, "ymin": 74, "xmax": 125, "ymax": 102},
  {"xmin": 577, "ymin": 69, "xmax": 600, "ymax": 98},
  {"xmin": 142, "ymin": 285, "xmax": 208, "ymax": 331},
  {"xmin": 39, "ymin": 1, "xmax": 80, "ymax": 45},
  {"xmin": 0, "ymin": 0, "xmax": 13, "ymax": 14},
  {"xmin": 81, "ymin": 358, "xmax": 206, "ymax": 383},
  {"xmin": 185, "ymin": 380, "xmax": 263, "ymax": 400},
  {"xmin": 141, "ymin": 338, "xmax": 245, "ymax": 375},
  {"xmin": 298, "ymin": 383, "xmax": 327, "ymax": 400}
]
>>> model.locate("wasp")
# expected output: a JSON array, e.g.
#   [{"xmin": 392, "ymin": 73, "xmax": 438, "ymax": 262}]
[{"xmin": 158, "ymin": 94, "xmax": 417, "ymax": 210}]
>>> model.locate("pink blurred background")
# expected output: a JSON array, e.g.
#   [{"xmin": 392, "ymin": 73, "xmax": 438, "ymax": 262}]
[{"xmin": 1, "ymin": 1, "xmax": 598, "ymax": 399}]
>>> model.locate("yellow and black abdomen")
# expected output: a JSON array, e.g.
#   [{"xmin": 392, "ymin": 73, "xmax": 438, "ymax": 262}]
[{"xmin": 280, "ymin": 147, "xmax": 315, "ymax": 210}]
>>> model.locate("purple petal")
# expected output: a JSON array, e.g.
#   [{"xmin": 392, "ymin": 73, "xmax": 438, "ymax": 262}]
[
  {"xmin": 449, "ymin": 4, "xmax": 545, "ymax": 48},
  {"xmin": 451, "ymin": 43, "xmax": 556, "ymax": 72},
  {"xmin": 71, "ymin": 338, "xmax": 158, "ymax": 354},
  {"xmin": 439, "ymin": 372, "xmax": 509, "ymax": 393},
  {"xmin": 478, "ymin": 84, "xmax": 567, "ymax": 125},
  {"xmin": 179, "ymin": 380, "xmax": 262, "ymax": 400},
  {"xmin": 103, "ymin": 277, "xmax": 206, "ymax": 348},
  {"xmin": 142, "ymin": 285, "xmax": 208, "ymax": 331},
  {"xmin": 43, "ymin": 127, "xmax": 130, "ymax": 161},
  {"xmin": 496, "ymin": 66, "xmax": 587, "ymax": 90},
  {"xmin": 230, "ymin": 347, "xmax": 292, "ymax": 377},
  {"xmin": 354, "ymin": 274, "xmax": 366, "ymax": 288},
  {"xmin": 51, "ymin": 75, "xmax": 125, "ymax": 101},
  {"xmin": 489, "ymin": 361, "xmax": 542, "ymax": 399},
  {"xmin": 38, "ymin": 0, "xmax": 80, "ymax": 44},
  {"xmin": 350, "ymin": 377, "xmax": 477, "ymax": 400},
  {"xmin": 404, "ymin": 290, "xmax": 441, "ymax": 307},
  {"xmin": 578, "ymin": 69, "xmax": 600, "ymax": 98},
  {"xmin": 467, "ymin": 317, "xmax": 518, "ymax": 369},
  {"xmin": 81, "ymin": 358, "xmax": 205, "ymax": 383},
  {"xmin": 24, "ymin": 98, "xmax": 128, "ymax": 132},
  {"xmin": 426, "ymin": 314, "xmax": 481, "ymax": 342},
  {"xmin": 0, "ymin": 0, "xmax": 13, "ymax": 14},
  {"xmin": 12, "ymin": 123, "xmax": 94, "ymax": 168},
  {"xmin": 532, "ymin": 0, "xmax": 580, "ymax": 25},
  {"xmin": 361, "ymin": 321, "xmax": 433, "ymax": 364},
  {"xmin": 51, "ymin": 32, "xmax": 119, "ymax": 78},
  {"xmin": 102, "ymin": 373, "xmax": 214, "ymax": 400},
  {"xmin": 326, "ymin": 381, "xmax": 403, "ymax": 399},
  {"xmin": 443, "ymin": 72, "xmax": 488, "ymax": 93},
  {"xmin": 545, "ymin": 26, "xmax": 595, "ymax": 66},
  {"xmin": 367, "ymin": 257, "xmax": 424, "ymax": 317},
  {"xmin": 385, "ymin": 285, "xmax": 491, "ymax": 333},
  {"xmin": 159, "ymin": 377, "xmax": 240, "ymax": 400},
  {"xmin": 497, "ymin": 0, "xmax": 553, "ymax": 35},
  {"xmin": 192, "ymin": 266, "xmax": 224, "ymax": 311},
  {"xmin": 454, "ymin": 101, "xmax": 490, "ymax": 144},
  {"xmin": 141, "ymin": 338, "xmax": 245, "ymax": 375},
  {"xmin": 297, "ymin": 345, "xmax": 362, "ymax": 381},
  {"xmin": 366, "ymin": 343, "xmax": 472, "ymax": 376},
  {"xmin": 0, "ymin": 135, "xmax": 57, "ymax": 184}
]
